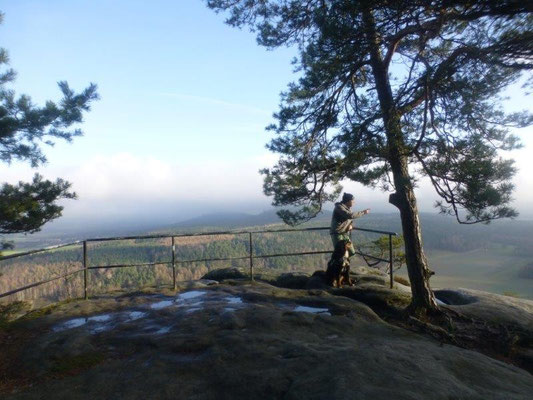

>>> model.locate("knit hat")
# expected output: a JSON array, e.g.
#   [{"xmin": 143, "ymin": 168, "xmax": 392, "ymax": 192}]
[{"xmin": 342, "ymin": 192, "xmax": 354, "ymax": 202}]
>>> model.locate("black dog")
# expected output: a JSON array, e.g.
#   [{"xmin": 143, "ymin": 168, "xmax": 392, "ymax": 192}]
[{"xmin": 326, "ymin": 239, "xmax": 353, "ymax": 288}]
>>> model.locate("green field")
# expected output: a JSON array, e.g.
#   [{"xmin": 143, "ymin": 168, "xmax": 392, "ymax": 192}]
[
  {"xmin": 0, "ymin": 250, "xmax": 19, "ymax": 256},
  {"xmin": 398, "ymin": 247, "xmax": 533, "ymax": 299}
]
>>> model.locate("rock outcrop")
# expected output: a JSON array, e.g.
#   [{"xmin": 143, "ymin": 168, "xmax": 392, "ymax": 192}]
[{"xmin": 1, "ymin": 274, "xmax": 532, "ymax": 399}]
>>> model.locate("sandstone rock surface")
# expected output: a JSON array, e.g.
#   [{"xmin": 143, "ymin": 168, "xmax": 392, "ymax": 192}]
[{"xmin": 1, "ymin": 280, "xmax": 532, "ymax": 400}]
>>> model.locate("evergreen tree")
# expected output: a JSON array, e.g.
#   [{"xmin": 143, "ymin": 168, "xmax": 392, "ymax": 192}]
[
  {"xmin": 369, "ymin": 234, "xmax": 406, "ymax": 271},
  {"xmin": 206, "ymin": 0, "xmax": 532, "ymax": 315},
  {"xmin": 0, "ymin": 12, "xmax": 99, "ymax": 248}
]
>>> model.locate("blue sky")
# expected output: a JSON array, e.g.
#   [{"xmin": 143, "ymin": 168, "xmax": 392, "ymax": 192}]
[
  {"xmin": 1, "ymin": 0, "xmax": 294, "ymax": 163},
  {"xmin": 0, "ymin": 0, "xmax": 532, "ymax": 231}
]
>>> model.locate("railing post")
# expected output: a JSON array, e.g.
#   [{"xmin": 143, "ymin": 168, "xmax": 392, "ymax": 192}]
[
  {"xmin": 389, "ymin": 234, "xmax": 393, "ymax": 289},
  {"xmin": 83, "ymin": 240, "xmax": 88, "ymax": 299},
  {"xmin": 172, "ymin": 236, "xmax": 177, "ymax": 290},
  {"xmin": 249, "ymin": 232, "xmax": 254, "ymax": 281}
]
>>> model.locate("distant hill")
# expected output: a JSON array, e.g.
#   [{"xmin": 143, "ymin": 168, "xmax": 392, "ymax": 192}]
[
  {"xmin": 157, "ymin": 209, "xmax": 331, "ymax": 231},
  {"xmin": 6, "ymin": 207, "xmax": 533, "ymax": 256},
  {"xmin": 166, "ymin": 210, "xmax": 286, "ymax": 229},
  {"xmin": 161, "ymin": 211, "xmax": 533, "ymax": 253}
]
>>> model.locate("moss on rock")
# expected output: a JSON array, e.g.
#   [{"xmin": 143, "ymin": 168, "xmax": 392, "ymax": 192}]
[{"xmin": 50, "ymin": 352, "xmax": 105, "ymax": 376}]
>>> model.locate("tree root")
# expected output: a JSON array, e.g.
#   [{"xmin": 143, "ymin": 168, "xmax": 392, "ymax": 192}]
[{"xmin": 395, "ymin": 305, "xmax": 533, "ymax": 373}]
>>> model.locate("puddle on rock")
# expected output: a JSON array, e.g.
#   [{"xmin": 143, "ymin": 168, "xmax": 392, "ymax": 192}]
[
  {"xmin": 148, "ymin": 291, "xmax": 208, "ymax": 311},
  {"xmin": 225, "ymin": 296, "xmax": 243, "ymax": 305},
  {"xmin": 52, "ymin": 290, "xmax": 249, "ymax": 335},
  {"xmin": 91, "ymin": 324, "xmax": 113, "ymax": 334},
  {"xmin": 127, "ymin": 311, "xmax": 147, "ymax": 320},
  {"xmin": 177, "ymin": 291, "xmax": 206, "ymax": 301},
  {"xmin": 293, "ymin": 306, "xmax": 331, "ymax": 316},
  {"xmin": 155, "ymin": 326, "xmax": 171, "ymax": 335},
  {"xmin": 150, "ymin": 300, "xmax": 174, "ymax": 310},
  {"xmin": 54, "ymin": 313, "xmax": 114, "ymax": 333},
  {"xmin": 435, "ymin": 298, "xmax": 447, "ymax": 306},
  {"xmin": 89, "ymin": 314, "xmax": 112, "ymax": 323},
  {"xmin": 58, "ymin": 318, "xmax": 87, "ymax": 330}
]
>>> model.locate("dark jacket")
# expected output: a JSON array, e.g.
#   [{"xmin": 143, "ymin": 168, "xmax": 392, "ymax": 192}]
[{"xmin": 330, "ymin": 202, "xmax": 365, "ymax": 234}]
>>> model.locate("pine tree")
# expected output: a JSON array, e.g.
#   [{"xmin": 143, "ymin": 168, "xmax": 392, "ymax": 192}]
[
  {"xmin": 0, "ymin": 12, "xmax": 99, "ymax": 248},
  {"xmin": 206, "ymin": 0, "xmax": 532, "ymax": 315}
]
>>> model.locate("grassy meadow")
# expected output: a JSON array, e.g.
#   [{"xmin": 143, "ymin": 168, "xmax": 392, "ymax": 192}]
[{"xmin": 395, "ymin": 246, "xmax": 533, "ymax": 299}]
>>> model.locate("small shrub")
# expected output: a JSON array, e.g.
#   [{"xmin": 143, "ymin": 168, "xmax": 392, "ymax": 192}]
[
  {"xmin": 394, "ymin": 276, "xmax": 410, "ymax": 286},
  {"xmin": 0, "ymin": 301, "xmax": 30, "ymax": 327},
  {"xmin": 367, "ymin": 268, "xmax": 384, "ymax": 276},
  {"xmin": 502, "ymin": 291, "xmax": 521, "ymax": 298},
  {"xmin": 22, "ymin": 303, "xmax": 60, "ymax": 320}
]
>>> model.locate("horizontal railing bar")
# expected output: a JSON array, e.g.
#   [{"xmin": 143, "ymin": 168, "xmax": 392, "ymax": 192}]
[
  {"xmin": 78, "ymin": 250, "xmax": 388, "ymax": 269},
  {"xmin": 88, "ymin": 261, "xmax": 171, "ymax": 269},
  {"xmin": 84, "ymin": 226, "xmax": 397, "ymax": 242},
  {"xmin": 253, "ymin": 250, "xmax": 389, "ymax": 263},
  {"xmin": 0, "ymin": 241, "xmax": 83, "ymax": 261},
  {"xmin": 0, "ymin": 268, "xmax": 85, "ymax": 299},
  {"xmin": 0, "ymin": 223, "xmax": 397, "ymax": 298},
  {"xmin": 85, "ymin": 230, "xmax": 257, "ymax": 242},
  {"xmin": 0, "ymin": 246, "xmax": 389, "ymax": 298},
  {"xmin": 0, "ymin": 226, "xmax": 398, "ymax": 262},
  {"xmin": 83, "ymin": 228, "xmax": 320, "ymax": 242},
  {"xmin": 88, "ymin": 256, "xmax": 252, "ymax": 269},
  {"xmin": 352, "ymin": 227, "xmax": 398, "ymax": 236},
  {"xmin": 351, "ymin": 251, "xmax": 389, "ymax": 263},
  {"xmin": 176, "ymin": 256, "xmax": 251, "ymax": 264},
  {"xmin": 248, "ymin": 227, "xmax": 329, "ymax": 234},
  {"xmin": 253, "ymin": 250, "xmax": 331, "ymax": 259},
  {"xmin": 86, "ymin": 234, "xmax": 179, "ymax": 242}
]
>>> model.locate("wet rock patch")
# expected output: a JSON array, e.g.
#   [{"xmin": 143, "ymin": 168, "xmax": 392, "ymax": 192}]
[{"xmin": 434, "ymin": 289, "xmax": 479, "ymax": 305}]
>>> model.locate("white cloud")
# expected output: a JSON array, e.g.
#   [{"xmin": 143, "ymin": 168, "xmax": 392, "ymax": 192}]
[
  {"xmin": 70, "ymin": 153, "xmax": 174, "ymax": 200},
  {"xmin": 1, "ymin": 143, "xmax": 532, "ymax": 223},
  {"xmin": 0, "ymin": 152, "xmax": 275, "ymax": 216}
]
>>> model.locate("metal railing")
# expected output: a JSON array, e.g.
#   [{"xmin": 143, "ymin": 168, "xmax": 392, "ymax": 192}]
[{"xmin": 0, "ymin": 226, "xmax": 398, "ymax": 300}]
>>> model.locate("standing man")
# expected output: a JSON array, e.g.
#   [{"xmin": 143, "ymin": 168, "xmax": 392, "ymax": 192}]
[{"xmin": 330, "ymin": 193, "xmax": 370, "ymax": 256}]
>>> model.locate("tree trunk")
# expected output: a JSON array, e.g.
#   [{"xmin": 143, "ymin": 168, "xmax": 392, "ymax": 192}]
[
  {"xmin": 362, "ymin": 9, "xmax": 439, "ymax": 315},
  {"xmin": 388, "ymin": 156, "xmax": 440, "ymax": 315}
]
